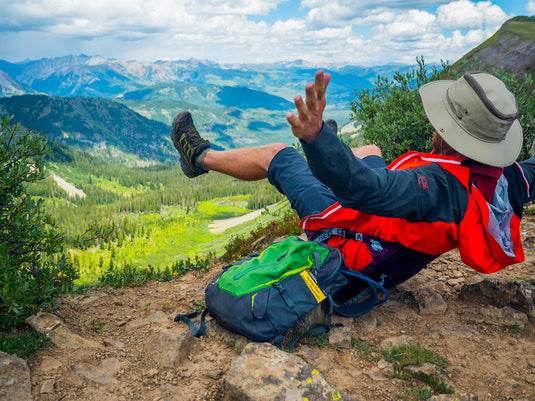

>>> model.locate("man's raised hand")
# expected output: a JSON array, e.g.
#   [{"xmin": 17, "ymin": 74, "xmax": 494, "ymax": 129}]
[{"xmin": 287, "ymin": 70, "xmax": 331, "ymax": 143}]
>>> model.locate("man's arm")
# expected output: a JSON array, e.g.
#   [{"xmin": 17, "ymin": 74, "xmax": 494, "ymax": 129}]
[
  {"xmin": 507, "ymin": 158, "xmax": 535, "ymax": 206},
  {"xmin": 287, "ymin": 70, "xmax": 330, "ymax": 143},
  {"xmin": 302, "ymin": 122, "xmax": 467, "ymax": 224},
  {"xmin": 287, "ymin": 70, "xmax": 466, "ymax": 223}
]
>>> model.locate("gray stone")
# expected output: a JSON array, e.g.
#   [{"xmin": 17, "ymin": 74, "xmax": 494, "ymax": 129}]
[
  {"xmin": 363, "ymin": 359, "xmax": 395, "ymax": 381},
  {"xmin": 379, "ymin": 335, "xmax": 416, "ymax": 349},
  {"xmin": 460, "ymin": 277, "xmax": 534, "ymax": 321},
  {"xmin": 0, "ymin": 351, "xmax": 33, "ymax": 401},
  {"xmin": 328, "ymin": 326, "xmax": 352, "ymax": 348},
  {"xmin": 126, "ymin": 310, "xmax": 168, "ymax": 329},
  {"xmin": 296, "ymin": 345, "xmax": 320, "ymax": 362},
  {"xmin": 464, "ymin": 305, "xmax": 529, "ymax": 327},
  {"xmin": 39, "ymin": 356, "xmax": 62, "ymax": 372},
  {"xmin": 25, "ymin": 312, "xmax": 100, "ymax": 349},
  {"xmin": 103, "ymin": 338, "xmax": 126, "ymax": 350},
  {"xmin": 356, "ymin": 313, "xmax": 377, "ymax": 331},
  {"xmin": 413, "ymin": 288, "xmax": 447, "ymax": 315},
  {"xmin": 206, "ymin": 368, "xmax": 223, "ymax": 380},
  {"xmin": 403, "ymin": 362, "xmax": 441, "ymax": 380},
  {"xmin": 144, "ymin": 331, "xmax": 194, "ymax": 368},
  {"xmin": 39, "ymin": 379, "xmax": 55, "ymax": 394},
  {"xmin": 25, "ymin": 312, "xmax": 62, "ymax": 332},
  {"xmin": 225, "ymin": 342, "xmax": 358, "ymax": 401},
  {"xmin": 71, "ymin": 357, "xmax": 121, "ymax": 385}
]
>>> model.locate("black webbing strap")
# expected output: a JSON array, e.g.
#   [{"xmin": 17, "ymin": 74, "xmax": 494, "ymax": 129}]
[
  {"xmin": 174, "ymin": 309, "xmax": 209, "ymax": 338},
  {"xmin": 311, "ymin": 228, "xmax": 364, "ymax": 243}
]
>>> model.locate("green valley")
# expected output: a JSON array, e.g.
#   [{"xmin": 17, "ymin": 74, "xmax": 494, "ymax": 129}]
[{"xmin": 28, "ymin": 143, "xmax": 292, "ymax": 286}]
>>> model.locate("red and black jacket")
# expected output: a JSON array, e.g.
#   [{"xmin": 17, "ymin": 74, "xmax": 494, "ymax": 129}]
[
  {"xmin": 299, "ymin": 124, "xmax": 534, "ymax": 283},
  {"xmin": 301, "ymin": 151, "xmax": 524, "ymax": 274}
]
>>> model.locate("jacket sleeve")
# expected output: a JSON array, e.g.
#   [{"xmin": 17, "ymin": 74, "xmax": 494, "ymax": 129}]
[
  {"xmin": 506, "ymin": 158, "xmax": 535, "ymax": 207},
  {"xmin": 301, "ymin": 123, "xmax": 467, "ymax": 224}
]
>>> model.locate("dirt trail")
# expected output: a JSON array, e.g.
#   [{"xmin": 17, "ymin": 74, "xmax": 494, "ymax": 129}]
[
  {"xmin": 51, "ymin": 174, "xmax": 86, "ymax": 198},
  {"xmin": 208, "ymin": 205, "xmax": 276, "ymax": 233}
]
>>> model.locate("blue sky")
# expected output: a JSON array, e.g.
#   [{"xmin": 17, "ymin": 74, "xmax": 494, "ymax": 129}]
[{"xmin": 0, "ymin": 0, "xmax": 533, "ymax": 65}]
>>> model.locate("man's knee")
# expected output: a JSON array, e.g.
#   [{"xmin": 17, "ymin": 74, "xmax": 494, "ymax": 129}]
[
  {"xmin": 259, "ymin": 143, "xmax": 289, "ymax": 173},
  {"xmin": 270, "ymin": 142, "xmax": 289, "ymax": 154},
  {"xmin": 351, "ymin": 145, "xmax": 382, "ymax": 159}
]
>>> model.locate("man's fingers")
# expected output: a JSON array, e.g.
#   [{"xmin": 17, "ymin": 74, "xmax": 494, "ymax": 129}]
[
  {"xmin": 315, "ymin": 70, "xmax": 331, "ymax": 102},
  {"xmin": 305, "ymin": 81, "xmax": 317, "ymax": 110},
  {"xmin": 286, "ymin": 112, "xmax": 298, "ymax": 127},
  {"xmin": 294, "ymin": 94, "xmax": 309, "ymax": 120},
  {"xmin": 314, "ymin": 70, "xmax": 324, "ymax": 99}
]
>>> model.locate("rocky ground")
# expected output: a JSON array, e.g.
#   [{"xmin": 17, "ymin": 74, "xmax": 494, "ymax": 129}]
[{"xmin": 3, "ymin": 217, "xmax": 535, "ymax": 401}]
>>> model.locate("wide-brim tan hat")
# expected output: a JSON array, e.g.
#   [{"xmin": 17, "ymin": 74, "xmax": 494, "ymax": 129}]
[{"xmin": 419, "ymin": 72, "xmax": 523, "ymax": 167}]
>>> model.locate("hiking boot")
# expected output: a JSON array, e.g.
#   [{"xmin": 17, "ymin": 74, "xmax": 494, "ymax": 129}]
[
  {"xmin": 325, "ymin": 119, "xmax": 338, "ymax": 133},
  {"xmin": 171, "ymin": 111, "xmax": 210, "ymax": 178}
]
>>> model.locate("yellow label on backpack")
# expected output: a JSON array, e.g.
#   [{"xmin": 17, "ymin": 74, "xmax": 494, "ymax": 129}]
[{"xmin": 300, "ymin": 271, "xmax": 326, "ymax": 303}]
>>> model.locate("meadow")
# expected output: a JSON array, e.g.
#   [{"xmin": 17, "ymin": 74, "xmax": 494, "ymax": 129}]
[{"xmin": 28, "ymin": 145, "xmax": 289, "ymax": 285}]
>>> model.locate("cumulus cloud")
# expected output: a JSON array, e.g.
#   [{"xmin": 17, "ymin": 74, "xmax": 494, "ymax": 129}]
[
  {"xmin": 0, "ymin": 0, "xmax": 514, "ymax": 65},
  {"xmin": 435, "ymin": 0, "xmax": 507, "ymax": 30},
  {"xmin": 528, "ymin": 1, "xmax": 535, "ymax": 15},
  {"xmin": 372, "ymin": 10, "xmax": 436, "ymax": 41}
]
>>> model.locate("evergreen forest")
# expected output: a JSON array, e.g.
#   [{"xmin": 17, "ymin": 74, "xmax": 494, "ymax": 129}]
[{"xmin": 27, "ymin": 141, "xmax": 288, "ymax": 285}]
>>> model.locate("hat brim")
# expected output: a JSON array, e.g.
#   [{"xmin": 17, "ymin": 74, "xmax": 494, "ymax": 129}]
[{"xmin": 419, "ymin": 80, "xmax": 523, "ymax": 167}]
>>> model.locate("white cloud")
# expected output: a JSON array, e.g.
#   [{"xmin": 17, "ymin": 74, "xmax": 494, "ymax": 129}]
[
  {"xmin": 271, "ymin": 19, "xmax": 306, "ymax": 36},
  {"xmin": 0, "ymin": 0, "xmax": 514, "ymax": 65},
  {"xmin": 528, "ymin": 1, "xmax": 535, "ymax": 15},
  {"xmin": 435, "ymin": 0, "xmax": 507, "ymax": 30},
  {"xmin": 372, "ymin": 10, "xmax": 436, "ymax": 40}
]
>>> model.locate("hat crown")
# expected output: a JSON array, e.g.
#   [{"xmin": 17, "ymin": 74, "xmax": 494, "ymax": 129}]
[
  {"xmin": 445, "ymin": 72, "xmax": 518, "ymax": 143},
  {"xmin": 418, "ymin": 71, "xmax": 523, "ymax": 167}
]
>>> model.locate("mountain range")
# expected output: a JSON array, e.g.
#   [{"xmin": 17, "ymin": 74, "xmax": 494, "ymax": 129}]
[
  {"xmin": 0, "ymin": 55, "xmax": 414, "ymax": 161},
  {"xmin": 0, "ymin": 16, "xmax": 533, "ymax": 164}
]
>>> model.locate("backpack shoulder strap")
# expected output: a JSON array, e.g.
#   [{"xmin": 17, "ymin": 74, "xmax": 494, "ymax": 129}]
[
  {"xmin": 174, "ymin": 309, "xmax": 210, "ymax": 338},
  {"xmin": 333, "ymin": 270, "xmax": 390, "ymax": 317}
]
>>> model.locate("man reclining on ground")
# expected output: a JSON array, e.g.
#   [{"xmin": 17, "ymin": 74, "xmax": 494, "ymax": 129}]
[{"xmin": 170, "ymin": 70, "xmax": 534, "ymax": 288}]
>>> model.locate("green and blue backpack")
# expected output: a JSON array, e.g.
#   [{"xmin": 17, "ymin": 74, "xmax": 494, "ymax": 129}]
[{"xmin": 175, "ymin": 235, "xmax": 388, "ymax": 346}]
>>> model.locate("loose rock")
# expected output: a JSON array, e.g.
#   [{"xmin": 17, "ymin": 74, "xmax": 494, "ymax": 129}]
[
  {"xmin": 71, "ymin": 358, "xmax": 121, "ymax": 385},
  {"xmin": 144, "ymin": 331, "xmax": 194, "ymax": 368},
  {"xmin": 413, "ymin": 288, "xmax": 448, "ymax": 315},
  {"xmin": 225, "ymin": 342, "xmax": 357, "ymax": 400},
  {"xmin": 460, "ymin": 277, "xmax": 534, "ymax": 321},
  {"xmin": 25, "ymin": 312, "xmax": 99, "ymax": 349},
  {"xmin": 364, "ymin": 359, "xmax": 395, "ymax": 381},
  {"xmin": 0, "ymin": 351, "xmax": 33, "ymax": 401},
  {"xmin": 464, "ymin": 305, "xmax": 529, "ymax": 327}
]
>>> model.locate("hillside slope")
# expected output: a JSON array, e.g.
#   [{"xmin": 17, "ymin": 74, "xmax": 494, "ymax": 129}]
[
  {"xmin": 118, "ymin": 82, "xmax": 293, "ymax": 111},
  {"xmin": 452, "ymin": 16, "xmax": 535, "ymax": 74},
  {"xmin": 0, "ymin": 95, "xmax": 177, "ymax": 164}
]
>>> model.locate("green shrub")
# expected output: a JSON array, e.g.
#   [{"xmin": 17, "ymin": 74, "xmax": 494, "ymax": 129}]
[
  {"xmin": 350, "ymin": 57, "xmax": 534, "ymax": 163},
  {"xmin": 0, "ymin": 330, "xmax": 50, "ymax": 359},
  {"xmin": 383, "ymin": 344, "xmax": 449, "ymax": 373},
  {"xmin": 221, "ymin": 210, "xmax": 302, "ymax": 263},
  {"xmin": 97, "ymin": 257, "xmax": 210, "ymax": 288},
  {"xmin": 0, "ymin": 116, "xmax": 77, "ymax": 329}
]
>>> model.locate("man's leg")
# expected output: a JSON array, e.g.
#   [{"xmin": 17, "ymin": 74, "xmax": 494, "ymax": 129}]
[
  {"xmin": 171, "ymin": 110, "xmax": 336, "ymax": 218},
  {"xmin": 267, "ymin": 147, "xmax": 337, "ymax": 219},
  {"xmin": 202, "ymin": 143, "xmax": 287, "ymax": 181},
  {"xmin": 205, "ymin": 145, "xmax": 337, "ymax": 218},
  {"xmin": 172, "ymin": 110, "xmax": 285, "ymax": 181}
]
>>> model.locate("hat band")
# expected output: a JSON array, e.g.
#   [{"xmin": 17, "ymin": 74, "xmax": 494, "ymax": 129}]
[
  {"xmin": 464, "ymin": 72, "xmax": 519, "ymax": 121},
  {"xmin": 445, "ymin": 88, "xmax": 512, "ymax": 143}
]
